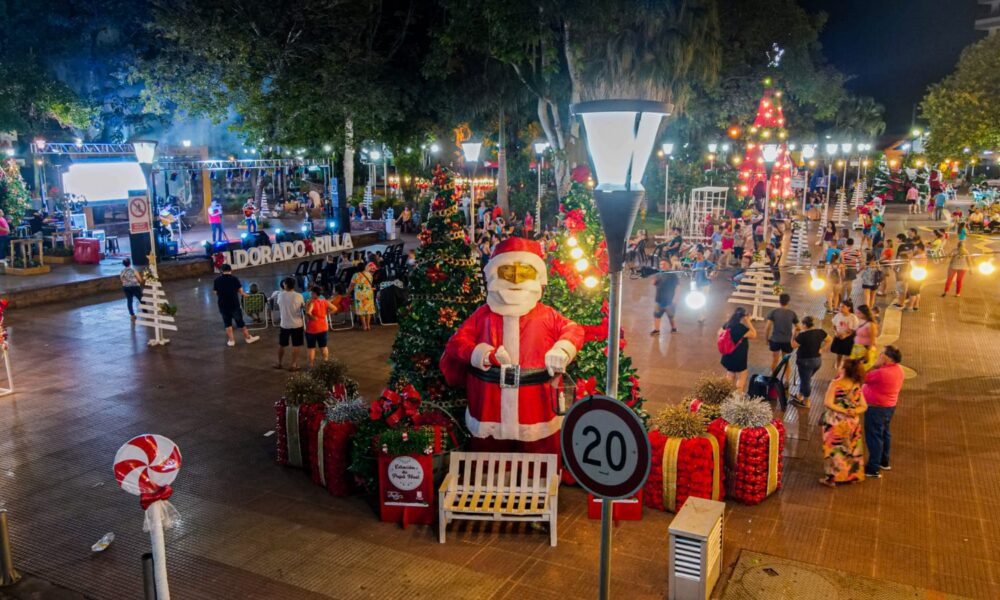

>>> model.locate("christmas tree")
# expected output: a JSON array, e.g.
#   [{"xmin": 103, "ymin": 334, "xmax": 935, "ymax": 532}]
[
  {"xmin": 736, "ymin": 77, "xmax": 793, "ymax": 202},
  {"xmin": 543, "ymin": 183, "xmax": 646, "ymax": 422},
  {"xmin": 386, "ymin": 166, "xmax": 485, "ymax": 416},
  {"xmin": 0, "ymin": 158, "xmax": 31, "ymax": 226},
  {"xmin": 872, "ymin": 161, "xmax": 904, "ymax": 203}
]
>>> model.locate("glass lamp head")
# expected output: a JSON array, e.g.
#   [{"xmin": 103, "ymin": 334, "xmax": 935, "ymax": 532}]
[{"xmin": 571, "ymin": 99, "xmax": 671, "ymax": 191}]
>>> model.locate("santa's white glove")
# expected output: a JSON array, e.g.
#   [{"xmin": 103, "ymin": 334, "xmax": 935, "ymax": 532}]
[
  {"xmin": 544, "ymin": 346, "xmax": 571, "ymax": 376},
  {"xmin": 492, "ymin": 346, "xmax": 513, "ymax": 366}
]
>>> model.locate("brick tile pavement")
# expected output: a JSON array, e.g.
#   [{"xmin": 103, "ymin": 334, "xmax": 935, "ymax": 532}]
[{"xmin": 0, "ymin": 205, "xmax": 998, "ymax": 598}]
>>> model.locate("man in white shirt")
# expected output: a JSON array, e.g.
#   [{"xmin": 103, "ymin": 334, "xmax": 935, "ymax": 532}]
[{"xmin": 270, "ymin": 277, "xmax": 305, "ymax": 370}]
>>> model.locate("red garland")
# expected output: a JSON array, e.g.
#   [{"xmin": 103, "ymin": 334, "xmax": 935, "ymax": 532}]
[
  {"xmin": 708, "ymin": 418, "xmax": 785, "ymax": 505},
  {"xmin": 212, "ymin": 252, "xmax": 226, "ymax": 269},
  {"xmin": 643, "ymin": 430, "xmax": 725, "ymax": 512}
]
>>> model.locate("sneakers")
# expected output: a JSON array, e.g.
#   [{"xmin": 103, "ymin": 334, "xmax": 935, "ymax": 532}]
[
  {"xmin": 246, "ymin": 335, "xmax": 260, "ymax": 344},
  {"xmin": 879, "ymin": 464, "xmax": 892, "ymax": 471},
  {"xmin": 865, "ymin": 471, "xmax": 881, "ymax": 479},
  {"xmin": 670, "ymin": 328, "xmax": 678, "ymax": 333},
  {"xmin": 227, "ymin": 340, "xmax": 236, "ymax": 347}
]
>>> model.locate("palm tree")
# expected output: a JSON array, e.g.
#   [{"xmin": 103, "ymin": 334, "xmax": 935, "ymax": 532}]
[{"xmin": 834, "ymin": 96, "xmax": 886, "ymax": 139}]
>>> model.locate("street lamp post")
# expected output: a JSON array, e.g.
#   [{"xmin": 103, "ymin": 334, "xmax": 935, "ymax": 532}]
[
  {"xmin": 825, "ymin": 143, "xmax": 838, "ymax": 205},
  {"xmin": 534, "ymin": 141, "xmax": 550, "ymax": 234},
  {"xmin": 132, "ymin": 140, "xmax": 159, "ymax": 271},
  {"xmin": 762, "ymin": 144, "xmax": 780, "ymax": 245},
  {"xmin": 841, "ymin": 143, "xmax": 853, "ymax": 193},
  {"xmin": 661, "ymin": 142, "xmax": 674, "ymax": 238},
  {"xmin": 461, "ymin": 140, "xmax": 482, "ymax": 245},
  {"xmin": 572, "ymin": 98, "xmax": 669, "ymax": 600},
  {"xmin": 801, "ymin": 145, "xmax": 816, "ymax": 213}
]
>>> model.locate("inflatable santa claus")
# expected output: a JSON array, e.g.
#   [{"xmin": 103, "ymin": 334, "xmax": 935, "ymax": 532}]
[{"xmin": 441, "ymin": 237, "xmax": 584, "ymax": 454}]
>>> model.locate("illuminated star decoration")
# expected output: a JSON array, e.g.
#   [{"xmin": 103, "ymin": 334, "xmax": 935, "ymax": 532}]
[{"xmin": 766, "ymin": 43, "xmax": 785, "ymax": 68}]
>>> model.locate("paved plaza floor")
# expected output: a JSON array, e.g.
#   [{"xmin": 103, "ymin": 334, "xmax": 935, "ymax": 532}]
[{"xmin": 1, "ymin": 205, "xmax": 998, "ymax": 599}]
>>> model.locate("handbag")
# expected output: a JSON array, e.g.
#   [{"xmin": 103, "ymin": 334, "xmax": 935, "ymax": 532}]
[{"xmin": 717, "ymin": 328, "xmax": 743, "ymax": 355}]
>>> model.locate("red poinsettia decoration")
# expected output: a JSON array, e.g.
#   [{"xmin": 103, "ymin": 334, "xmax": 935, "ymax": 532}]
[
  {"xmin": 594, "ymin": 241, "xmax": 609, "ymax": 275},
  {"xmin": 575, "ymin": 376, "xmax": 598, "ymax": 400},
  {"xmin": 626, "ymin": 375, "xmax": 641, "ymax": 408},
  {"xmin": 417, "ymin": 228, "xmax": 432, "ymax": 246},
  {"xmin": 437, "ymin": 306, "xmax": 459, "ymax": 327},
  {"xmin": 427, "ymin": 265, "xmax": 446, "ymax": 283},
  {"xmin": 582, "ymin": 316, "xmax": 610, "ymax": 343},
  {"xmin": 563, "ymin": 208, "xmax": 586, "ymax": 233},
  {"xmin": 212, "ymin": 253, "xmax": 226, "ymax": 269}
]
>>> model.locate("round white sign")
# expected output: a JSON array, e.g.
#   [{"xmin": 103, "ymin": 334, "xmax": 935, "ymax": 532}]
[
  {"xmin": 561, "ymin": 395, "xmax": 651, "ymax": 499},
  {"xmin": 387, "ymin": 456, "xmax": 424, "ymax": 491}
]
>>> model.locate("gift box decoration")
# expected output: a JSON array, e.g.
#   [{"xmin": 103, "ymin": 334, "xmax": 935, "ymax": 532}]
[
  {"xmin": 274, "ymin": 398, "xmax": 326, "ymax": 469},
  {"xmin": 709, "ymin": 394, "xmax": 785, "ymax": 505},
  {"xmin": 643, "ymin": 407, "xmax": 724, "ymax": 513}
]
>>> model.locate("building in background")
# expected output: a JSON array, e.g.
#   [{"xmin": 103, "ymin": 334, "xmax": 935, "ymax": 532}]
[{"xmin": 976, "ymin": 0, "xmax": 1000, "ymax": 35}]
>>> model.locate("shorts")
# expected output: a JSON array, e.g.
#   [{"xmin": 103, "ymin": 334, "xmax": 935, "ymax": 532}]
[
  {"xmin": 654, "ymin": 303, "xmax": 676, "ymax": 319},
  {"xmin": 305, "ymin": 331, "xmax": 328, "ymax": 348},
  {"xmin": 220, "ymin": 307, "xmax": 246, "ymax": 329},
  {"xmin": 279, "ymin": 327, "xmax": 305, "ymax": 347},
  {"xmin": 862, "ymin": 284, "xmax": 878, "ymax": 291},
  {"xmin": 768, "ymin": 340, "xmax": 793, "ymax": 353}
]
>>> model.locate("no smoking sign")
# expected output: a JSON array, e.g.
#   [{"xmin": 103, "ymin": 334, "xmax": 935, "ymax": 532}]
[
  {"xmin": 128, "ymin": 193, "xmax": 151, "ymax": 234},
  {"xmin": 561, "ymin": 395, "xmax": 651, "ymax": 499}
]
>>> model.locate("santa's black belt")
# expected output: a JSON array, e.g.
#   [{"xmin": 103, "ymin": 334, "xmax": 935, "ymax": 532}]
[{"xmin": 469, "ymin": 365, "xmax": 550, "ymax": 388}]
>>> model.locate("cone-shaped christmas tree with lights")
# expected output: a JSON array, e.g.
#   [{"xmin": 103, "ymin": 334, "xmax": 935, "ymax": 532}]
[
  {"xmin": 386, "ymin": 166, "xmax": 486, "ymax": 413},
  {"xmin": 737, "ymin": 78, "xmax": 794, "ymax": 202},
  {"xmin": 0, "ymin": 158, "xmax": 31, "ymax": 227},
  {"xmin": 542, "ymin": 183, "xmax": 646, "ymax": 422}
]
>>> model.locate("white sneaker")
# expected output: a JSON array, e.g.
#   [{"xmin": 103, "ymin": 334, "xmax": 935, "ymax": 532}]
[
  {"xmin": 245, "ymin": 335, "xmax": 260, "ymax": 344},
  {"xmin": 227, "ymin": 340, "xmax": 236, "ymax": 347}
]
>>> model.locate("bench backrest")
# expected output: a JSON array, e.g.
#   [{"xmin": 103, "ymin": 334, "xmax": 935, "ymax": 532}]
[{"xmin": 446, "ymin": 451, "xmax": 557, "ymax": 496}]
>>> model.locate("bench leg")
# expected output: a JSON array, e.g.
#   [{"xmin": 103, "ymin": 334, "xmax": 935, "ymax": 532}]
[
  {"xmin": 550, "ymin": 499, "xmax": 558, "ymax": 547},
  {"xmin": 438, "ymin": 514, "xmax": 446, "ymax": 544}
]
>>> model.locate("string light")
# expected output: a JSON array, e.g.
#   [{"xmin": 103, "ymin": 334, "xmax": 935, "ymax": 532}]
[
  {"xmin": 910, "ymin": 263, "xmax": 928, "ymax": 281},
  {"xmin": 583, "ymin": 276, "xmax": 599, "ymax": 288},
  {"xmin": 979, "ymin": 260, "xmax": 995, "ymax": 275},
  {"xmin": 809, "ymin": 268, "xmax": 826, "ymax": 291},
  {"xmin": 575, "ymin": 258, "xmax": 589, "ymax": 272},
  {"xmin": 567, "ymin": 236, "xmax": 578, "ymax": 247},
  {"xmin": 570, "ymin": 247, "xmax": 584, "ymax": 260}
]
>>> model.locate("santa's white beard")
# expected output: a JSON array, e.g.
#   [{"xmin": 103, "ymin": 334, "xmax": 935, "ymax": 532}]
[{"xmin": 486, "ymin": 279, "xmax": 542, "ymax": 316}]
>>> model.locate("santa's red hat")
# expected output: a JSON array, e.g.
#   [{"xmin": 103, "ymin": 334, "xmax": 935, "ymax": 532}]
[{"xmin": 485, "ymin": 237, "xmax": 547, "ymax": 285}]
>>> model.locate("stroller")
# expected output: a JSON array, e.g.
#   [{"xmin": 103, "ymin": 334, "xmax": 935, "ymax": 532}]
[{"xmin": 747, "ymin": 353, "xmax": 791, "ymax": 411}]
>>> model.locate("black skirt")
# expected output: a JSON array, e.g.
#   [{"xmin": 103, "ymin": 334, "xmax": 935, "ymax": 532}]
[{"xmin": 830, "ymin": 334, "xmax": 854, "ymax": 356}]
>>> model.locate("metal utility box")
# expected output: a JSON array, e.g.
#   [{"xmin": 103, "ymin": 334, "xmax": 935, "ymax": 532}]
[{"xmin": 668, "ymin": 497, "xmax": 725, "ymax": 600}]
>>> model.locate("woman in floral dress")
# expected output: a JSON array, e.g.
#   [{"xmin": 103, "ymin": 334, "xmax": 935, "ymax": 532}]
[
  {"xmin": 820, "ymin": 358, "xmax": 868, "ymax": 487},
  {"xmin": 348, "ymin": 262, "xmax": 377, "ymax": 331}
]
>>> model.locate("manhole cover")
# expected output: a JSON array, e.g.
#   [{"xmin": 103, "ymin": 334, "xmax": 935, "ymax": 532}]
[{"xmin": 737, "ymin": 564, "xmax": 839, "ymax": 599}]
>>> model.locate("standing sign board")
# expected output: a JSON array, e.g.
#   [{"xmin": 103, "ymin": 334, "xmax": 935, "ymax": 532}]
[
  {"xmin": 128, "ymin": 192, "xmax": 151, "ymax": 234},
  {"xmin": 378, "ymin": 453, "xmax": 434, "ymax": 527},
  {"xmin": 562, "ymin": 395, "xmax": 651, "ymax": 500}
]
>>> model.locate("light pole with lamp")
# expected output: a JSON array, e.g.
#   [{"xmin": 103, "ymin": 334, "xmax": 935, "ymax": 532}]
[
  {"xmin": 461, "ymin": 140, "xmax": 482, "ymax": 245},
  {"xmin": 801, "ymin": 144, "xmax": 816, "ymax": 213},
  {"xmin": 661, "ymin": 142, "xmax": 674, "ymax": 238},
  {"xmin": 534, "ymin": 141, "xmax": 550, "ymax": 233},
  {"xmin": 761, "ymin": 144, "xmax": 780, "ymax": 245},
  {"xmin": 840, "ymin": 143, "xmax": 852, "ymax": 193},
  {"xmin": 825, "ymin": 143, "xmax": 838, "ymax": 204},
  {"xmin": 132, "ymin": 140, "xmax": 159, "ymax": 270},
  {"xmin": 572, "ymin": 98, "xmax": 668, "ymax": 600}
]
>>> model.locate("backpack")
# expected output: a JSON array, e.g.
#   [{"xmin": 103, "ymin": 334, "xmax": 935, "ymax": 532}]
[{"xmin": 717, "ymin": 327, "xmax": 742, "ymax": 355}]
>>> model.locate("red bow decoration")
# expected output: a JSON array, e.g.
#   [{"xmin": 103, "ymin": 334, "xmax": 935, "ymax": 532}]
[
  {"xmin": 139, "ymin": 485, "xmax": 173, "ymax": 510},
  {"xmin": 378, "ymin": 384, "xmax": 422, "ymax": 428},
  {"xmin": 575, "ymin": 376, "xmax": 598, "ymax": 400},
  {"xmin": 303, "ymin": 238, "xmax": 314, "ymax": 254},
  {"xmin": 427, "ymin": 265, "xmax": 446, "ymax": 283},
  {"xmin": 212, "ymin": 253, "xmax": 225, "ymax": 269}
]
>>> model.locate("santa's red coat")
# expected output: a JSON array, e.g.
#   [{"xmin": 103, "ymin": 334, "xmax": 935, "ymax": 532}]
[{"xmin": 441, "ymin": 303, "xmax": 584, "ymax": 442}]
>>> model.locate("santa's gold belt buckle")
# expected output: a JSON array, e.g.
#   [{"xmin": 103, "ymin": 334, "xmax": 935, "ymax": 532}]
[{"xmin": 499, "ymin": 365, "xmax": 520, "ymax": 388}]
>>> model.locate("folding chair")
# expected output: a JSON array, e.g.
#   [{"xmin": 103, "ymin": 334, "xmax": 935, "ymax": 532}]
[
  {"xmin": 241, "ymin": 293, "xmax": 269, "ymax": 330},
  {"xmin": 293, "ymin": 260, "xmax": 311, "ymax": 289},
  {"xmin": 328, "ymin": 295, "xmax": 354, "ymax": 330}
]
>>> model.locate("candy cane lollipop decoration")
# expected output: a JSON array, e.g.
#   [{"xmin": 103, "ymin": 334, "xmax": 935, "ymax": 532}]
[{"xmin": 114, "ymin": 435, "xmax": 182, "ymax": 600}]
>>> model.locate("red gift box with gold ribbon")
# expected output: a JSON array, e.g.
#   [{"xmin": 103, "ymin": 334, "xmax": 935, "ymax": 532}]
[
  {"xmin": 643, "ymin": 429, "xmax": 724, "ymax": 513},
  {"xmin": 708, "ymin": 417, "xmax": 785, "ymax": 505},
  {"xmin": 274, "ymin": 398, "xmax": 326, "ymax": 469}
]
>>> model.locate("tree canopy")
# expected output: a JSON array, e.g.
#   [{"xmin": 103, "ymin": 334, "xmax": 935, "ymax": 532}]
[{"xmin": 921, "ymin": 32, "xmax": 1000, "ymax": 160}]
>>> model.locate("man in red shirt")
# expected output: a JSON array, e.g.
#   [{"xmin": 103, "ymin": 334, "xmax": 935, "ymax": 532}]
[{"xmin": 862, "ymin": 345, "xmax": 904, "ymax": 478}]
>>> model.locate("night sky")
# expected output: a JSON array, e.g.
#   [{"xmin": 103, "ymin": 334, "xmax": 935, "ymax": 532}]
[{"xmin": 803, "ymin": 0, "xmax": 982, "ymax": 136}]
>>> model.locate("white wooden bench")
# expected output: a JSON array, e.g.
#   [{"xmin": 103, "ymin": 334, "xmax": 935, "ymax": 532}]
[{"xmin": 438, "ymin": 451, "xmax": 559, "ymax": 546}]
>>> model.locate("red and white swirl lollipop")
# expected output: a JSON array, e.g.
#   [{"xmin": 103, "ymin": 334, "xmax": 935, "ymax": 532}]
[{"xmin": 114, "ymin": 434, "xmax": 182, "ymax": 507}]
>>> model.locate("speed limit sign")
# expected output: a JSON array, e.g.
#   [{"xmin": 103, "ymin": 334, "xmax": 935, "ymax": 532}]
[{"xmin": 561, "ymin": 395, "xmax": 651, "ymax": 499}]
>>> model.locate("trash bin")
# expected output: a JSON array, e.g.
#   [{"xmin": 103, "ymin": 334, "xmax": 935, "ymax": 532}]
[{"xmin": 73, "ymin": 238, "xmax": 102, "ymax": 264}]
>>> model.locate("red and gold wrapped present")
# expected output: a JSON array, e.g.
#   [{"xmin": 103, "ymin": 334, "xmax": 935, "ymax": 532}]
[
  {"xmin": 315, "ymin": 419, "xmax": 357, "ymax": 496},
  {"xmin": 274, "ymin": 398, "xmax": 326, "ymax": 469},
  {"xmin": 708, "ymin": 417, "xmax": 785, "ymax": 505},
  {"xmin": 643, "ymin": 429, "xmax": 724, "ymax": 513}
]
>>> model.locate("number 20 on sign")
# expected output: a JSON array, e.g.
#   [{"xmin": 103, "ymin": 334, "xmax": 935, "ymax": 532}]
[{"xmin": 562, "ymin": 395, "xmax": 651, "ymax": 500}]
